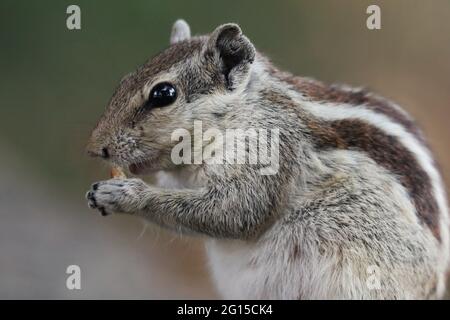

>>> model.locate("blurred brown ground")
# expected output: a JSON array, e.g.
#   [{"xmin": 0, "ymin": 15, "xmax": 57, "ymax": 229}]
[{"xmin": 0, "ymin": 0, "xmax": 449, "ymax": 298}]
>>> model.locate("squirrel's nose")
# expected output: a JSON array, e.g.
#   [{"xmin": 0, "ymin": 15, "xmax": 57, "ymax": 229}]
[{"xmin": 87, "ymin": 146, "xmax": 110, "ymax": 159}]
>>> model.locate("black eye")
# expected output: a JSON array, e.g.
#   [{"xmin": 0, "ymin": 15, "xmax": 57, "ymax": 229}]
[{"xmin": 147, "ymin": 82, "xmax": 177, "ymax": 108}]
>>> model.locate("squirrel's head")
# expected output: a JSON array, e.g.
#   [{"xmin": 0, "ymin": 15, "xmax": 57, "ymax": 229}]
[{"xmin": 87, "ymin": 20, "xmax": 257, "ymax": 174}]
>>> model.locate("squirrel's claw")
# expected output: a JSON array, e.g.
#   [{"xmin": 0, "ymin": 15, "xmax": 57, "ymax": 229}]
[{"xmin": 86, "ymin": 178, "xmax": 147, "ymax": 216}]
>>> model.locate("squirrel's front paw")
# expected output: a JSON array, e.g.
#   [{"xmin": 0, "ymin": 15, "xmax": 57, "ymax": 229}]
[{"xmin": 86, "ymin": 178, "xmax": 148, "ymax": 216}]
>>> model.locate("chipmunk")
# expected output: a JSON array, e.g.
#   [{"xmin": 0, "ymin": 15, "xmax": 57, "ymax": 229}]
[{"xmin": 86, "ymin": 20, "xmax": 449, "ymax": 299}]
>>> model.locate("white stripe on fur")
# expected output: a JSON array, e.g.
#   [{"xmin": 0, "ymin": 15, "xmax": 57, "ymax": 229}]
[{"xmin": 294, "ymin": 96, "xmax": 449, "ymax": 295}]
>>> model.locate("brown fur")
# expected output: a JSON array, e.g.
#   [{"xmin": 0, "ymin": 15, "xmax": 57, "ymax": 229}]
[
  {"xmin": 270, "ymin": 68, "xmax": 428, "ymax": 145},
  {"xmin": 263, "ymin": 89, "xmax": 440, "ymax": 241}
]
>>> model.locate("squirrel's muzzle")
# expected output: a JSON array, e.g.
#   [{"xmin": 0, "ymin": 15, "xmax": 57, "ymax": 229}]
[{"xmin": 86, "ymin": 145, "xmax": 110, "ymax": 159}]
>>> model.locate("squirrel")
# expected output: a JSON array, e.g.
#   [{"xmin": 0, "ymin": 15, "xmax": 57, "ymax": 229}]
[{"xmin": 86, "ymin": 20, "xmax": 449, "ymax": 299}]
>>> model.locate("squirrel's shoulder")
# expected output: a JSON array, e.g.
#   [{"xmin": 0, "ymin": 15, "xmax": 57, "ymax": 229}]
[{"xmin": 264, "ymin": 63, "xmax": 426, "ymax": 144}]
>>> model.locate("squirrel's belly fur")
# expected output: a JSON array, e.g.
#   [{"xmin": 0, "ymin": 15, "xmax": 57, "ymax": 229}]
[
  {"xmin": 86, "ymin": 21, "xmax": 449, "ymax": 299},
  {"xmin": 159, "ymin": 150, "xmax": 443, "ymax": 299},
  {"xmin": 211, "ymin": 155, "xmax": 442, "ymax": 299}
]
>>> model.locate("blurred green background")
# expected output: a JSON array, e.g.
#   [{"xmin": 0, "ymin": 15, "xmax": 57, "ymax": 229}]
[{"xmin": 0, "ymin": 0, "xmax": 449, "ymax": 298}]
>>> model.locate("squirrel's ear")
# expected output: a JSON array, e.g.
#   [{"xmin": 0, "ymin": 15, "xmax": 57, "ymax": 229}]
[
  {"xmin": 206, "ymin": 23, "xmax": 256, "ymax": 91},
  {"xmin": 170, "ymin": 19, "xmax": 191, "ymax": 44}
]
